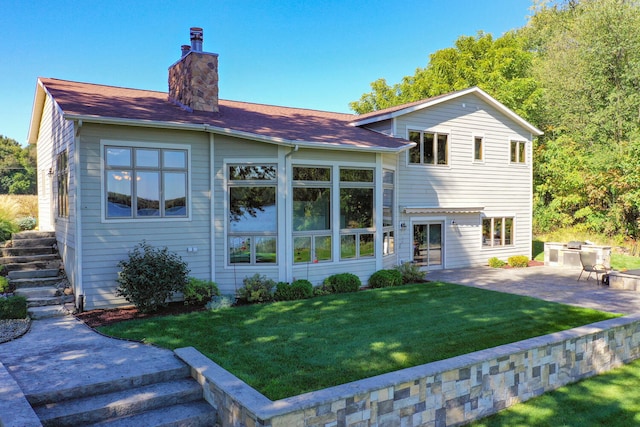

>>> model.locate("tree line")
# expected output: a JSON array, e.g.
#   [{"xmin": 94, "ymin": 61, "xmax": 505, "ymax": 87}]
[
  {"xmin": 0, "ymin": 136, "xmax": 36, "ymax": 195},
  {"xmin": 351, "ymin": 0, "xmax": 640, "ymax": 240}
]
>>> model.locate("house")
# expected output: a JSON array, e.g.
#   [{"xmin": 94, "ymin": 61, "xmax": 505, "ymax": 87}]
[{"xmin": 29, "ymin": 28, "xmax": 542, "ymax": 311}]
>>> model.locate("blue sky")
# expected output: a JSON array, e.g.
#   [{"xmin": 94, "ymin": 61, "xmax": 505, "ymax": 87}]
[{"xmin": 1, "ymin": 0, "xmax": 533, "ymax": 145}]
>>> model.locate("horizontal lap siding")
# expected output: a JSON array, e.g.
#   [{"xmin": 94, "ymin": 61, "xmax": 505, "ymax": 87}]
[
  {"xmin": 394, "ymin": 93, "xmax": 533, "ymax": 268},
  {"xmin": 79, "ymin": 125, "xmax": 212, "ymax": 309}
]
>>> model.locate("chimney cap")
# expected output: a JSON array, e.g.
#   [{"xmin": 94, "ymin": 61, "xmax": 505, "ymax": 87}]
[{"xmin": 190, "ymin": 27, "xmax": 204, "ymax": 51}]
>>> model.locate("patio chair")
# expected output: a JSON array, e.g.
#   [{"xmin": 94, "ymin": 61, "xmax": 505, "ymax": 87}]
[{"xmin": 578, "ymin": 251, "xmax": 610, "ymax": 285}]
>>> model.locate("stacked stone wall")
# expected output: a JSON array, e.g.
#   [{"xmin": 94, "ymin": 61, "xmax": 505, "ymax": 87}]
[
  {"xmin": 168, "ymin": 51, "xmax": 219, "ymax": 113},
  {"xmin": 176, "ymin": 314, "xmax": 640, "ymax": 427}
]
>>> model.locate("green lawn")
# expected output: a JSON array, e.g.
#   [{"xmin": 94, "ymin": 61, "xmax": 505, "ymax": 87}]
[
  {"xmin": 99, "ymin": 283, "xmax": 618, "ymax": 400},
  {"xmin": 470, "ymin": 358, "xmax": 640, "ymax": 426}
]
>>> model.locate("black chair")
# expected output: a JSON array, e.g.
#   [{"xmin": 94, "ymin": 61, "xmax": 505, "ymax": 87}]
[{"xmin": 578, "ymin": 251, "xmax": 609, "ymax": 285}]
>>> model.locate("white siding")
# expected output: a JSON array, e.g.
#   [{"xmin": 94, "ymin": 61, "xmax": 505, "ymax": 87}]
[{"xmin": 387, "ymin": 92, "xmax": 533, "ymax": 269}]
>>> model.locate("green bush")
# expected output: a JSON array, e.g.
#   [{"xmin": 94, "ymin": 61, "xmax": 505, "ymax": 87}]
[
  {"xmin": 312, "ymin": 283, "xmax": 333, "ymax": 296},
  {"xmin": 0, "ymin": 276, "xmax": 9, "ymax": 293},
  {"xmin": 115, "ymin": 241, "xmax": 190, "ymax": 313},
  {"xmin": 184, "ymin": 277, "xmax": 219, "ymax": 306},
  {"xmin": 0, "ymin": 295, "xmax": 27, "ymax": 319},
  {"xmin": 488, "ymin": 257, "xmax": 506, "ymax": 268},
  {"xmin": 18, "ymin": 216, "xmax": 37, "ymax": 231},
  {"xmin": 369, "ymin": 269, "xmax": 403, "ymax": 288},
  {"xmin": 237, "ymin": 274, "xmax": 276, "ymax": 303},
  {"xmin": 394, "ymin": 262, "xmax": 426, "ymax": 284},
  {"xmin": 206, "ymin": 294, "xmax": 236, "ymax": 311},
  {"xmin": 508, "ymin": 255, "xmax": 530, "ymax": 268},
  {"xmin": 323, "ymin": 273, "xmax": 361, "ymax": 293},
  {"xmin": 274, "ymin": 280, "xmax": 313, "ymax": 301}
]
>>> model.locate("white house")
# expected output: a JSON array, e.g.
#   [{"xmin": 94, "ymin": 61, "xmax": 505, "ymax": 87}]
[{"xmin": 29, "ymin": 28, "xmax": 542, "ymax": 310}]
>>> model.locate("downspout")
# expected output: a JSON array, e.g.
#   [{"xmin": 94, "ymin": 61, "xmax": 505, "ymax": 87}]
[
  {"xmin": 74, "ymin": 120, "xmax": 84, "ymax": 312},
  {"xmin": 209, "ymin": 132, "xmax": 215, "ymax": 283},
  {"xmin": 284, "ymin": 145, "xmax": 299, "ymax": 281}
]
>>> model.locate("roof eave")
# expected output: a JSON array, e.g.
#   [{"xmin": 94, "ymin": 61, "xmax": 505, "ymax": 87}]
[
  {"xmin": 62, "ymin": 114, "xmax": 414, "ymax": 154},
  {"xmin": 27, "ymin": 80, "xmax": 48, "ymax": 145}
]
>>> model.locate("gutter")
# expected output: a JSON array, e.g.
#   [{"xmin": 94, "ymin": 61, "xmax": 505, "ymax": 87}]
[{"xmin": 62, "ymin": 114, "xmax": 414, "ymax": 154}]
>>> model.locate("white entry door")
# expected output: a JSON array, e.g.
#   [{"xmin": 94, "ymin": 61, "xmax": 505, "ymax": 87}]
[{"xmin": 412, "ymin": 222, "xmax": 443, "ymax": 269}]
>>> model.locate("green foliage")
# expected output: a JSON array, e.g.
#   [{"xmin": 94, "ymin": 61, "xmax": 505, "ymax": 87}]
[
  {"xmin": 274, "ymin": 280, "xmax": 313, "ymax": 301},
  {"xmin": 312, "ymin": 283, "xmax": 333, "ymax": 296},
  {"xmin": 394, "ymin": 262, "xmax": 427, "ymax": 284},
  {"xmin": 508, "ymin": 255, "xmax": 530, "ymax": 268},
  {"xmin": 183, "ymin": 277, "xmax": 219, "ymax": 306},
  {"xmin": 17, "ymin": 216, "xmax": 36, "ymax": 231},
  {"xmin": 0, "ymin": 276, "xmax": 9, "ymax": 293},
  {"xmin": 237, "ymin": 274, "xmax": 276, "ymax": 303},
  {"xmin": 368, "ymin": 269, "xmax": 403, "ymax": 288},
  {"xmin": 115, "ymin": 241, "xmax": 190, "ymax": 313},
  {"xmin": 322, "ymin": 273, "xmax": 361, "ymax": 294},
  {"xmin": 206, "ymin": 294, "xmax": 236, "ymax": 311},
  {"xmin": 488, "ymin": 257, "xmax": 506, "ymax": 268},
  {"xmin": 0, "ymin": 295, "xmax": 27, "ymax": 319},
  {"xmin": 0, "ymin": 195, "xmax": 19, "ymax": 241},
  {"xmin": 0, "ymin": 137, "xmax": 36, "ymax": 195}
]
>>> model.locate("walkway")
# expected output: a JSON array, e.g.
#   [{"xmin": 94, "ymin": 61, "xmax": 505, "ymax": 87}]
[{"xmin": 428, "ymin": 265, "xmax": 640, "ymax": 314}]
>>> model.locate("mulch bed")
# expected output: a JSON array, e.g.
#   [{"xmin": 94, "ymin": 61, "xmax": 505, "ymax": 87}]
[{"xmin": 76, "ymin": 302, "xmax": 205, "ymax": 328}]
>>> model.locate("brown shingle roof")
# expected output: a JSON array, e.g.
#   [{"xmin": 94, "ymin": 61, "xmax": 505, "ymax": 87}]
[{"xmin": 39, "ymin": 78, "xmax": 413, "ymax": 152}]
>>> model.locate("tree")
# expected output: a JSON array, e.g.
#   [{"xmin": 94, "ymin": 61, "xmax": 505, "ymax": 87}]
[{"xmin": 0, "ymin": 136, "xmax": 36, "ymax": 195}]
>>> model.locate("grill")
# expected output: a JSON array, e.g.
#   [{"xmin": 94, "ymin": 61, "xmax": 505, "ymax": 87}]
[{"xmin": 567, "ymin": 241, "xmax": 583, "ymax": 250}]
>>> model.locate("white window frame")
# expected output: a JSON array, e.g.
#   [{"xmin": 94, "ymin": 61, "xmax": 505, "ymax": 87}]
[
  {"xmin": 100, "ymin": 140, "xmax": 191, "ymax": 223},
  {"xmin": 510, "ymin": 140, "xmax": 527, "ymax": 164},
  {"xmin": 482, "ymin": 216, "xmax": 515, "ymax": 248},
  {"xmin": 473, "ymin": 134, "xmax": 485, "ymax": 163},
  {"xmin": 407, "ymin": 129, "xmax": 450, "ymax": 166}
]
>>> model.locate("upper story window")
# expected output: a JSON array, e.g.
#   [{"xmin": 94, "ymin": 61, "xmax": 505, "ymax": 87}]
[
  {"xmin": 510, "ymin": 141, "xmax": 526, "ymax": 164},
  {"xmin": 105, "ymin": 146, "xmax": 188, "ymax": 219},
  {"xmin": 474, "ymin": 136, "xmax": 484, "ymax": 162},
  {"xmin": 409, "ymin": 131, "xmax": 448, "ymax": 165},
  {"xmin": 56, "ymin": 151, "xmax": 69, "ymax": 218},
  {"xmin": 228, "ymin": 164, "xmax": 277, "ymax": 265}
]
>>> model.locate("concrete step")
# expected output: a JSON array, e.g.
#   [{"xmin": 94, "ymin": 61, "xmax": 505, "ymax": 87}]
[
  {"xmin": 11, "ymin": 277, "xmax": 62, "ymax": 288},
  {"xmin": 10, "ymin": 237, "xmax": 57, "ymax": 248},
  {"xmin": 34, "ymin": 379, "xmax": 204, "ymax": 427},
  {"xmin": 11, "ymin": 231, "xmax": 56, "ymax": 240},
  {"xmin": 87, "ymin": 401, "xmax": 217, "ymax": 427},
  {"xmin": 26, "ymin": 294, "xmax": 74, "ymax": 308},
  {"xmin": 28, "ymin": 305, "xmax": 73, "ymax": 320},
  {"xmin": 15, "ymin": 286, "xmax": 58, "ymax": 299},
  {"xmin": 1, "ymin": 246, "xmax": 56, "ymax": 257},
  {"xmin": 0, "ymin": 254, "xmax": 61, "ymax": 267},
  {"xmin": 9, "ymin": 269, "xmax": 60, "ymax": 280}
]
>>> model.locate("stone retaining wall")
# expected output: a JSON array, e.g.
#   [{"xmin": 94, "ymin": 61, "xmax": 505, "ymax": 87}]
[{"xmin": 175, "ymin": 314, "xmax": 640, "ymax": 427}]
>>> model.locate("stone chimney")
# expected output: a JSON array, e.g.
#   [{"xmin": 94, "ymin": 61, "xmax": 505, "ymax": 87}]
[{"xmin": 168, "ymin": 27, "xmax": 219, "ymax": 113}]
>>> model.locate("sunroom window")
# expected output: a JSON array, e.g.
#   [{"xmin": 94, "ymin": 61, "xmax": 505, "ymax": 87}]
[
  {"xmin": 340, "ymin": 168, "xmax": 374, "ymax": 259},
  {"xmin": 382, "ymin": 169, "xmax": 394, "ymax": 255},
  {"xmin": 228, "ymin": 164, "xmax": 277, "ymax": 265},
  {"xmin": 105, "ymin": 146, "xmax": 187, "ymax": 219}
]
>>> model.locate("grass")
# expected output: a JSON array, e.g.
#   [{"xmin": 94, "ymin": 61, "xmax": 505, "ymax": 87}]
[
  {"xmin": 470, "ymin": 358, "xmax": 640, "ymax": 426},
  {"xmin": 98, "ymin": 282, "xmax": 618, "ymax": 400}
]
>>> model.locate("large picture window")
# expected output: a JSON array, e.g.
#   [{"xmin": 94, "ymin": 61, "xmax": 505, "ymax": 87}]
[
  {"xmin": 340, "ymin": 168, "xmax": 374, "ymax": 259},
  {"xmin": 56, "ymin": 151, "xmax": 69, "ymax": 218},
  {"xmin": 382, "ymin": 169, "xmax": 394, "ymax": 256},
  {"xmin": 292, "ymin": 166, "xmax": 331, "ymax": 263},
  {"xmin": 482, "ymin": 217, "xmax": 514, "ymax": 247},
  {"xmin": 409, "ymin": 131, "xmax": 448, "ymax": 165},
  {"xmin": 105, "ymin": 146, "xmax": 188, "ymax": 219},
  {"xmin": 228, "ymin": 164, "xmax": 277, "ymax": 265}
]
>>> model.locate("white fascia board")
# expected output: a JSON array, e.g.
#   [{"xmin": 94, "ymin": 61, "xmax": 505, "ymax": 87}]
[
  {"xmin": 27, "ymin": 80, "xmax": 48, "ymax": 144},
  {"xmin": 62, "ymin": 114, "xmax": 414, "ymax": 154}
]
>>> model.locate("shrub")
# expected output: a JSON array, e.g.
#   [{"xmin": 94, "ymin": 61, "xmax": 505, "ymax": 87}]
[
  {"xmin": 206, "ymin": 294, "xmax": 236, "ymax": 311},
  {"xmin": 369, "ymin": 269, "xmax": 403, "ymax": 288},
  {"xmin": 0, "ymin": 276, "xmax": 9, "ymax": 293},
  {"xmin": 312, "ymin": 283, "xmax": 333, "ymax": 296},
  {"xmin": 0, "ymin": 195, "xmax": 20, "ymax": 242},
  {"xmin": 274, "ymin": 280, "xmax": 313, "ymax": 301},
  {"xmin": 488, "ymin": 257, "xmax": 506, "ymax": 268},
  {"xmin": 184, "ymin": 277, "xmax": 219, "ymax": 306},
  {"xmin": 237, "ymin": 274, "xmax": 276, "ymax": 303},
  {"xmin": 394, "ymin": 262, "xmax": 426, "ymax": 284},
  {"xmin": 18, "ymin": 216, "xmax": 37, "ymax": 231},
  {"xmin": 508, "ymin": 255, "xmax": 530, "ymax": 268},
  {"xmin": 323, "ymin": 273, "xmax": 361, "ymax": 294},
  {"xmin": 0, "ymin": 295, "xmax": 27, "ymax": 319},
  {"xmin": 115, "ymin": 241, "xmax": 190, "ymax": 313}
]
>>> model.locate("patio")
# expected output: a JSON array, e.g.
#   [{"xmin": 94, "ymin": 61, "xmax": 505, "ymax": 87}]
[{"xmin": 427, "ymin": 265, "xmax": 640, "ymax": 314}]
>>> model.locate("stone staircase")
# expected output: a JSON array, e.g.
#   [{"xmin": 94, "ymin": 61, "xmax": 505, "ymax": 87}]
[
  {"xmin": 0, "ymin": 231, "xmax": 73, "ymax": 319},
  {"xmin": 29, "ymin": 364, "xmax": 216, "ymax": 427}
]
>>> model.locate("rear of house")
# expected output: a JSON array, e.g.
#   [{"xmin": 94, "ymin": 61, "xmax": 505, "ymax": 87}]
[{"xmin": 29, "ymin": 28, "xmax": 541, "ymax": 311}]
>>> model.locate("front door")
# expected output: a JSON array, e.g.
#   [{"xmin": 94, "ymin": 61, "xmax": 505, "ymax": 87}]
[{"xmin": 412, "ymin": 222, "xmax": 443, "ymax": 269}]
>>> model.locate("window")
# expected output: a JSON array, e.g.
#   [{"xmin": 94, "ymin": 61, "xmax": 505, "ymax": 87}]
[
  {"xmin": 510, "ymin": 141, "xmax": 526, "ymax": 163},
  {"xmin": 482, "ymin": 217, "xmax": 514, "ymax": 247},
  {"xmin": 228, "ymin": 165, "xmax": 277, "ymax": 265},
  {"xmin": 105, "ymin": 146, "xmax": 188, "ymax": 219},
  {"xmin": 382, "ymin": 169, "xmax": 394, "ymax": 255},
  {"xmin": 292, "ymin": 166, "xmax": 332, "ymax": 263},
  {"xmin": 409, "ymin": 131, "xmax": 448, "ymax": 165},
  {"xmin": 340, "ymin": 168, "xmax": 374, "ymax": 259},
  {"xmin": 56, "ymin": 152, "xmax": 69, "ymax": 218},
  {"xmin": 474, "ymin": 136, "xmax": 484, "ymax": 161}
]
